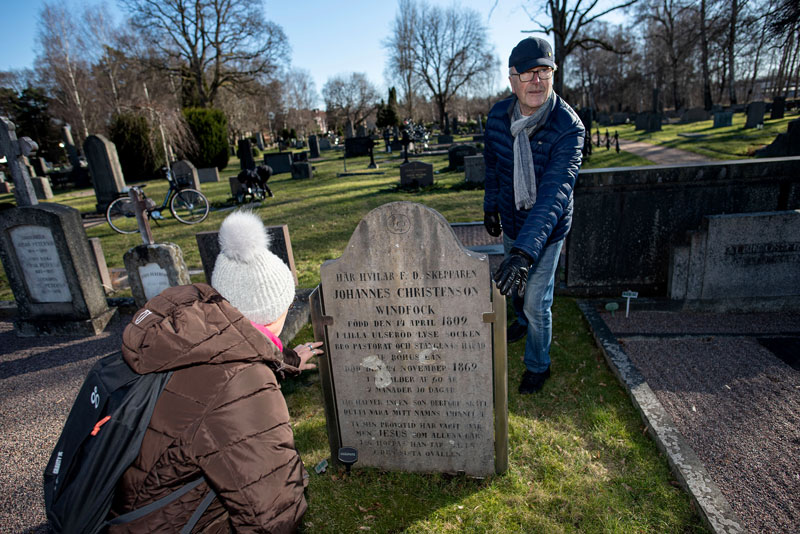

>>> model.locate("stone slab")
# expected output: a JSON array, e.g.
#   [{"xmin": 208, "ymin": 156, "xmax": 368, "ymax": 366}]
[
  {"xmin": 744, "ymin": 102, "xmax": 766, "ymax": 129},
  {"xmin": 464, "ymin": 155, "xmax": 485, "ymax": 184},
  {"xmin": 399, "ymin": 161, "xmax": 433, "ymax": 188},
  {"xmin": 264, "ymin": 153, "xmax": 293, "ymax": 175},
  {"xmin": 198, "ymin": 167, "xmax": 220, "ymax": 183},
  {"xmin": 123, "ymin": 243, "xmax": 191, "ymax": 308},
  {"xmin": 316, "ymin": 201, "xmax": 499, "ymax": 476}
]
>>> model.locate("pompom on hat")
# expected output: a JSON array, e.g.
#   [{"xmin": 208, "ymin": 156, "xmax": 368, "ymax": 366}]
[{"xmin": 211, "ymin": 211, "xmax": 295, "ymax": 325}]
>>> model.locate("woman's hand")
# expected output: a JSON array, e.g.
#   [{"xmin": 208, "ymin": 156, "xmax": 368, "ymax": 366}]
[{"xmin": 295, "ymin": 341, "xmax": 323, "ymax": 371}]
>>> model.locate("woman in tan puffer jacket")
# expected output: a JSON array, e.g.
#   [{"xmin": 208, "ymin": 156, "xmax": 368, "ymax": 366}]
[{"xmin": 109, "ymin": 212, "xmax": 321, "ymax": 533}]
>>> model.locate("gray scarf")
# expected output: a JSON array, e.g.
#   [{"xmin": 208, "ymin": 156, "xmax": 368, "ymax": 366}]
[{"xmin": 511, "ymin": 91, "xmax": 555, "ymax": 210}]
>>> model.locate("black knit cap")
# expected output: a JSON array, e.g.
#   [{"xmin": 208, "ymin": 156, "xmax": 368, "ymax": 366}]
[{"xmin": 508, "ymin": 37, "xmax": 556, "ymax": 72}]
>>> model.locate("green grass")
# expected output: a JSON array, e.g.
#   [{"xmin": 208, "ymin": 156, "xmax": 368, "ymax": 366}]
[
  {"xmin": 0, "ymin": 147, "xmax": 709, "ymax": 532},
  {"xmin": 614, "ymin": 111, "xmax": 799, "ymax": 160}
]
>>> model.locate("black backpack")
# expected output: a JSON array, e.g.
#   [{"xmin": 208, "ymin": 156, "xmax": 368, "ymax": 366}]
[{"xmin": 44, "ymin": 352, "xmax": 216, "ymax": 534}]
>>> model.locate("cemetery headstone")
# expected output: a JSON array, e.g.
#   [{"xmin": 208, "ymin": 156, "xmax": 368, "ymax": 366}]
[
  {"xmin": 345, "ymin": 136, "xmax": 374, "ymax": 158},
  {"xmin": 448, "ymin": 144, "xmax": 478, "ymax": 170},
  {"xmin": 123, "ymin": 243, "xmax": 191, "ymax": 308},
  {"xmin": 311, "ymin": 201, "xmax": 507, "ymax": 475},
  {"xmin": 345, "ymin": 120, "xmax": 355, "ymax": 139},
  {"xmin": 31, "ymin": 157, "xmax": 48, "ymax": 177},
  {"xmin": 680, "ymin": 108, "xmax": 710, "ymax": 123},
  {"xmin": 478, "ymin": 114, "xmax": 484, "ymax": 134},
  {"xmin": 291, "ymin": 162, "xmax": 313, "ymax": 179},
  {"xmin": 256, "ymin": 132, "xmax": 265, "ymax": 150},
  {"xmin": 0, "ymin": 203, "xmax": 115, "ymax": 336},
  {"xmin": 464, "ymin": 155, "xmax": 485, "ymax": 184},
  {"xmin": 437, "ymin": 134, "xmax": 454, "ymax": 144},
  {"xmin": 88, "ymin": 237, "xmax": 113, "ymax": 294},
  {"xmin": 399, "ymin": 161, "xmax": 434, "ymax": 188},
  {"xmin": 83, "ymin": 134, "xmax": 126, "ymax": 213},
  {"xmin": 198, "ymin": 167, "xmax": 220, "ymax": 183},
  {"xmin": 744, "ymin": 101, "xmax": 766, "ymax": 129},
  {"xmin": 669, "ymin": 210, "xmax": 800, "ymax": 308},
  {"xmin": 755, "ymin": 119, "xmax": 800, "ymax": 158},
  {"xmin": 319, "ymin": 137, "xmax": 332, "ymax": 150},
  {"xmin": 713, "ymin": 111, "xmax": 733, "ymax": 128},
  {"xmin": 31, "ymin": 177, "xmax": 53, "ymax": 200},
  {"xmin": 1, "ymin": 117, "xmax": 38, "ymax": 207},
  {"xmin": 292, "ymin": 151, "xmax": 309, "ymax": 162},
  {"xmin": 264, "ymin": 152, "xmax": 293, "ymax": 174},
  {"xmin": 61, "ymin": 125, "xmax": 81, "ymax": 170},
  {"xmin": 308, "ymin": 135, "xmax": 321, "ymax": 158},
  {"xmin": 356, "ymin": 124, "xmax": 367, "ymax": 138},
  {"xmin": 171, "ymin": 159, "xmax": 201, "ymax": 190},
  {"xmin": 195, "ymin": 225, "xmax": 298, "ymax": 285},
  {"xmin": 237, "ymin": 139, "xmax": 256, "ymax": 170},
  {"xmin": 771, "ymin": 96, "xmax": 786, "ymax": 120}
]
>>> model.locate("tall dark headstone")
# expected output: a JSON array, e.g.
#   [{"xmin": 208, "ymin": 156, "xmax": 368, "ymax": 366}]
[
  {"xmin": 237, "ymin": 139, "xmax": 256, "ymax": 170},
  {"xmin": 83, "ymin": 134, "xmax": 126, "ymax": 213},
  {"xmin": 745, "ymin": 102, "xmax": 766, "ymax": 129},
  {"xmin": 771, "ymin": 96, "xmax": 786, "ymax": 120},
  {"xmin": 308, "ymin": 134, "xmax": 321, "ymax": 158}
]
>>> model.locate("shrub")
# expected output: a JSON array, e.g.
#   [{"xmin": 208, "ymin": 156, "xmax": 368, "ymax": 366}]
[
  {"xmin": 183, "ymin": 107, "xmax": 229, "ymax": 171},
  {"xmin": 109, "ymin": 112, "xmax": 163, "ymax": 181}
]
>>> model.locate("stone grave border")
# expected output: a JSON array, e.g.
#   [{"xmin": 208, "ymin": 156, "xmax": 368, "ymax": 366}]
[{"xmin": 578, "ymin": 300, "xmax": 745, "ymax": 534}]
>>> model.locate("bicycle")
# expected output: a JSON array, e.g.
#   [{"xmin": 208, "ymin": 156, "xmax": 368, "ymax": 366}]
[{"xmin": 106, "ymin": 167, "xmax": 210, "ymax": 234}]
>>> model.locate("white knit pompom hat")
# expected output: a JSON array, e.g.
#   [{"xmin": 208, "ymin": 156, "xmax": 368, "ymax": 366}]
[{"xmin": 211, "ymin": 211, "xmax": 295, "ymax": 325}]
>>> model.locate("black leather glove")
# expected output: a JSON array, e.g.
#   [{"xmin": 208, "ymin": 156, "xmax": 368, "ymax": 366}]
[
  {"xmin": 484, "ymin": 212, "xmax": 502, "ymax": 237},
  {"xmin": 494, "ymin": 250, "xmax": 533, "ymax": 297}
]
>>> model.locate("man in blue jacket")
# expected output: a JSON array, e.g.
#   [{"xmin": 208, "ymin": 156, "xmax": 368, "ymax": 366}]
[{"xmin": 483, "ymin": 37, "xmax": 584, "ymax": 394}]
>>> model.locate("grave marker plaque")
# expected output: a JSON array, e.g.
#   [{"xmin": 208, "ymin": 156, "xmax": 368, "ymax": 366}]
[{"xmin": 312, "ymin": 201, "xmax": 507, "ymax": 476}]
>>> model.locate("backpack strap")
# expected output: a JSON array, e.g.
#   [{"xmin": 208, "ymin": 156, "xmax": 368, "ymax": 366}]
[{"xmin": 106, "ymin": 477, "xmax": 217, "ymax": 531}]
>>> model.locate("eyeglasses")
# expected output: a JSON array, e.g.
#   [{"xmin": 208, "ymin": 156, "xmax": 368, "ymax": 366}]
[{"xmin": 512, "ymin": 68, "xmax": 554, "ymax": 82}]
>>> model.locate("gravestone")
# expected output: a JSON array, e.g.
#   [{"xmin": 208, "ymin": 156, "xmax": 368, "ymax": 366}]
[
  {"xmin": 680, "ymin": 108, "xmax": 710, "ymax": 123},
  {"xmin": 311, "ymin": 201, "xmax": 507, "ymax": 475},
  {"xmin": 256, "ymin": 132, "xmax": 265, "ymax": 150},
  {"xmin": 31, "ymin": 177, "xmax": 53, "ymax": 200},
  {"xmin": 399, "ymin": 161, "xmax": 433, "ymax": 188},
  {"xmin": 356, "ymin": 124, "xmax": 367, "ymax": 138},
  {"xmin": 31, "ymin": 157, "xmax": 48, "ymax": 177},
  {"xmin": 88, "ymin": 237, "xmax": 113, "ymax": 294},
  {"xmin": 61, "ymin": 125, "xmax": 81, "ymax": 170},
  {"xmin": 0, "ymin": 118, "xmax": 38, "ymax": 206},
  {"xmin": 713, "ymin": 111, "xmax": 733, "ymax": 128},
  {"xmin": 450, "ymin": 221, "xmax": 504, "ymax": 275},
  {"xmin": 237, "ymin": 139, "xmax": 256, "ymax": 170},
  {"xmin": 292, "ymin": 151, "xmax": 309, "ymax": 162},
  {"xmin": 195, "ymin": 225, "xmax": 298, "ymax": 285},
  {"xmin": 612, "ymin": 112, "xmax": 628, "ymax": 125},
  {"xmin": 437, "ymin": 134, "xmax": 454, "ymax": 145},
  {"xmin": 0, "ymin": 203, "xmax": 115, "ymax": 336},
  {"xmin": 345, "ymin": 136, "xmax": 373, "ymax": 158},
  {"xmin": 478, "ymin": 114, "xmax": 484, "ymax": 134},
  {"xmin": 171, "ymin": 159, "xmax": 201, "ymax": 189},
  {"xmin": 198, "ymin": 167, "xmax": 220, "ymax": 183},
  {"xmin": 319, "ymin": 137, "xmax": 332, "ymax": 150},
  {"xmin": 755, "ymin": 119, "xmax": 800, "ymax": 157},
  {"xmin": 264, "ymin": 152, "xmax": 293, "ymax": 174},
  {"xmin": 745, "ymin": 101, "xmax": 766, "ymax": 128},
  {"xmin": 291, "ymin": 162, "xmax": 313, "ymax": 179},
  {"xmin": 83, "ymin": 134, "xmax": 126, "ymax": 213},
  {"xmin": 448, "ymin": 144, "xmax": 478, "ymax": 170},
  {"xmin": 668, "ymin": 210, "xmax": 800, "ymax": 309},
  {"xmin": 308, "ymin": 135, "xmax": 321, "ymax": 158},
  {"xmin": 345, "ymin": 120, "xmax": 354, "ymax": 139},
  {"xmin": 123, "ymin": 243, "xmax": 191, "ymax": 308},
  {"xmin": 771, "ymin": 96, "xmax": 786, "ymax": 120},
  {"xmin": 464, "ymin": 155, "xmax": 485, "ymax": 184}
]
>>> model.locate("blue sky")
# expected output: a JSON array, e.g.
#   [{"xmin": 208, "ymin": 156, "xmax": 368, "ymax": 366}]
[{"xmin": 0, "ymin": 0, "xmax": 626, "ymax": 101}]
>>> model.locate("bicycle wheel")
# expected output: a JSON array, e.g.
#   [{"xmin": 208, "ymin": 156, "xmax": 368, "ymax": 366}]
[
  {"xmin": 170, "ymin": 188, "xmax": 210, "ymax": 224},
  {"xmin": 106, "ymin": 197, "xmax": 140, "ymax": 234}
]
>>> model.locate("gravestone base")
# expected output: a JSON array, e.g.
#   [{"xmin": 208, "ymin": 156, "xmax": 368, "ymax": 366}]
[
  {"xmin": 15, "ymin": 307, "xmax": 117, "ymax": 337},
  {"xmin": 123, "ymin": 243, "xmax": 191, "ymax": 308}
]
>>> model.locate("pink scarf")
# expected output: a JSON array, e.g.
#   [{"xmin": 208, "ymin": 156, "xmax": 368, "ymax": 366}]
[{"xmin": 250, "ymin": 321, "xmax": 283, "ymax": 351}]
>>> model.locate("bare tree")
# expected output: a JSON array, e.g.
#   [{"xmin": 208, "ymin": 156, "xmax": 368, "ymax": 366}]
[
  {"xmin": 322, "ymin": 73, "xmax": 379, "ymax": 129},
  {"xmin": 402, "ymin": 1, "xmax": 497, "ymax": 128},
  {"xmin": 36, "ymin": 2, "xmax": 91, "ymax": 140},
  {"xmin": 383, "ymin": 0, "xmax": 420, "ymax": 120},
  {"xmin": 523, "ymin": 0, "xmax": 638, "ymax": 96},
  {"xmin": 123, "ymin": 0, "xmax": 289, "ymax": 108},
  {"xmin": 283, "ymin": 69, "xmax": 320, "ymax": 136}
]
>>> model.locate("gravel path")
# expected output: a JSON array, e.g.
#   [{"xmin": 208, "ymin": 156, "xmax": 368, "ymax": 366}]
[
  {"xmin": 601, "ymin": 310, "xmax": 800, "ymax": 533},
  {"xmin": 617, "ymin": 138, "xmax": 712, "ymax": 164},
  {"xmin": 0, "ymin": 315, "xmax": 129, "ymax": 534}
]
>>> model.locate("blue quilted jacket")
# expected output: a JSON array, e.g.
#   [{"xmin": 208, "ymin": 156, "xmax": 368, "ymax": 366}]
[{"xmin": 483, "ymin": 94, "xmax": 584, "ymax": 265}]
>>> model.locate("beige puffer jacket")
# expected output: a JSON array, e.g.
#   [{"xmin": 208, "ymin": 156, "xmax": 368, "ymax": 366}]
[{"xmin": 109, "ymin": 283, "xmax": 307, "ymax": 533}]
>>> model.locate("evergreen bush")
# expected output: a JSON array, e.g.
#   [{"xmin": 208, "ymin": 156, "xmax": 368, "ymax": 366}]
[
  {"xmin": 183, "ymin": 108, "xmax": 229, "ymax": 171},
  {"xmin": 109, "ymin": 112, "xmax": 162, "ymax": 181}
]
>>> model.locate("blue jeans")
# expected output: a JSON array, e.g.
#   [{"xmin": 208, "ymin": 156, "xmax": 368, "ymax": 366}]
[{"xmin": 502, "ymin": 235, "xmax": 563, "ymax": 374}]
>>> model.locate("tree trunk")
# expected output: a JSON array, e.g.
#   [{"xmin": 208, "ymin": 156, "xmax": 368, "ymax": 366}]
[
  {"xmin": 728, "ymin": 0, "xmax": 738, "ymax": 105},
  {"xmin": 700, "ymin": 0, "xmax": 713, "ymax": 110}
]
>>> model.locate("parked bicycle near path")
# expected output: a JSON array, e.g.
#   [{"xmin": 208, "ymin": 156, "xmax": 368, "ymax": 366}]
[{"xmin": 106, "ymin": 166, "xmax": 210, "ymax": 234}]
